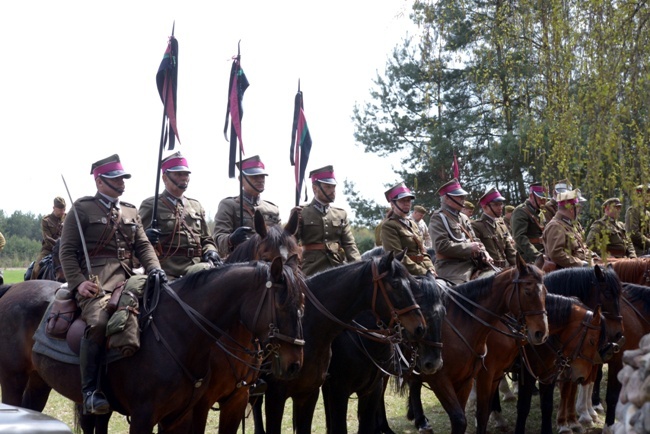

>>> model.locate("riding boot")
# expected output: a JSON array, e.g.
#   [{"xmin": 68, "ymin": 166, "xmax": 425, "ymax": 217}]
[
  {"xmin": 249, "ymin": 378, "xmax": 267, "ymax": 396},
  {"xmin": 80, "ymin": 337, "xmax": 110, "ymax": 415}
]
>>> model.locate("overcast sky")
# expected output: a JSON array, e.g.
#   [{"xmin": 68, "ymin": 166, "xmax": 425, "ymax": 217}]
[{"xmin": 1, "ymin": 1, "xmax": 416, "ymax": 223}]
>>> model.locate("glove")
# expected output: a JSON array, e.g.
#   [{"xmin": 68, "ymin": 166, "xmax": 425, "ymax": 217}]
[
  {"xmin": 148, "ymin": 267, "xmax": 168, "ymax": 284},
  {"xmin": 203, "ymin": 250, "xmax": 223, "ymax": 267},
  {"xmin": 228, "ymin": 226, "xmax": 254, "ymax": 251},
  {"xmin": 145, "ymin": 228, "xmax": 162, "ymax": 245}
]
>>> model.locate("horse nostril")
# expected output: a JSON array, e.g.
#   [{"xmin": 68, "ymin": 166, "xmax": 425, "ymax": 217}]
[
  {"xmin": 534, "ymin": 330, "xmax": 547, "ymax": 343},
  {"xmin": 288, "ymin": 362, "xmax": 301, "ymax": 376},
  {"xmin": 416, "ymin": 325, "xmax": 425, "ymax": 338}
]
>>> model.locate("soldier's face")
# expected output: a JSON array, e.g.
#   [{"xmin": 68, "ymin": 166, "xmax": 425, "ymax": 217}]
[
  {"xmin": 97, "ymin": 176, "xmax": 126, "ymax": 197},
  {"xmin": 313, "ymin": 182, "xmax": 336, "ymax": 204},
  {"xmin": 605, "ymin": 205, "xmax": 622, "ymax": 219},
  {"xmin": 242, "ymin": 174, "xmax": 266, "ymax": 195}
]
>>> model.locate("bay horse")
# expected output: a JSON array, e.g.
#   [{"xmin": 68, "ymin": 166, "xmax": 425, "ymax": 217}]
[
  {"xmin": 405, "ymin": 254, "xmax": 548, "ymax": 434},
  {"xmin": 252, "ymin": 251, "xmax": 427, "ymax": 434},
  {"xmin": 157, "ymin": 210, "xmax": 303, "ymax": 434},
  {"xmin": 322, "ymin": 273, "xmax": 445, "ymax": 434},
  {"xmin": 608, "ymin": 257, "xmax": 650, "ymax": 285},
  {"xmin": 475, "ymin": 294, "xmax": 603, "ymax": 434},
  {"xmin": 3, "ymin": 259, "xmax": 305, "ymax": 434}
]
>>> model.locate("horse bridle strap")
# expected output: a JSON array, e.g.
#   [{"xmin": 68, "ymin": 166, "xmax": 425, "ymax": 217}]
[
  {"xmin": 370, "ymin": 260, "xmax": 421, "ymax": 332},
  {"xmin": 251, "ymin": 280, "xmax": 305, "ymax": 348}
]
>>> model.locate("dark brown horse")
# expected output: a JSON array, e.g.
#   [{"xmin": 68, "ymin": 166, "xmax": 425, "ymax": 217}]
[
  {"xmin": 2, "ymin": 259, "xmax": 305, "ymax": 434},
  {"xmin": 609, "ymin": 257, "xmax": 650, "ymax": 285},
  {"xmin": 252, "ymin": 251, "xmax": 427, "ymax": 434},
  {"xmin": 475, "ymin": 294, "xmax": 603, "ymax": 434},
  {"xmin": 406, "ymin": 254, "xmax": 549, "ymax": 434}
]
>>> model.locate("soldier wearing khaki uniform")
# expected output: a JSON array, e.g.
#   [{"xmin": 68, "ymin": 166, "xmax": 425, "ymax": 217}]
[
  {"xmin": 59, "ymin": 154, "xmax": 164, "ymax": 415},
  {"xmin": 381, "ymin": 182, "xmax": 435, "ymax": 276},
  {"xmin": 412, "ymin": 205, "xmax": 432, "ymax": 249},
  {"xmin": 511, "ymin": 182, "xmax": 549, "ymax": 263},
  {"xmin": 471, "ymin": 188, "xmax": 517, "ymax": 268},
  {"xmin": 542, "ymin": 189, "xmax": 593, "ymax": 268},
  {"xmin": 542, "ymin": 180, "xmax": 572, "ymax": 223},
  {"xmin": 213, "ymin": 155, "xmax": 281, "ymax": 257},
  {"xmin": 587, "ymin": 197, "xmax": 636, "ymax": 259},
  {"xmin": 625, "ymin": 184, "xmax": 650, "ymax": 257},
  {"xmin": 31, "ymin": 196, "xmax": 67, "ymax": 279},
  {"xmin": 139, "ymin": 152, "xmax": 220, "ymax": 280},
  {"xmin": 429, "ymin": 179, "xmax": 493, "ymax": 283},
  {"xmin": 297, "ymin": 165, "xmax": 361, "ymax": 276}
]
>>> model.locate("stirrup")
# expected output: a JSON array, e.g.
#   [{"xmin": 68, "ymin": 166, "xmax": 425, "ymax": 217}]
[
  {"xmin": 249, "ymin": 379, "xmax": 267, "ymax": 396},
  {"xmin": 83, "ymin": 391, "xmax": 111, "ymax": 415}
]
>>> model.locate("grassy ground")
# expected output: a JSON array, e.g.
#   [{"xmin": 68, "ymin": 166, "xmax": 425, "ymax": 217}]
[{"xmin": 2, "ymin": 269, "xmax": 606, "ymax": 433}]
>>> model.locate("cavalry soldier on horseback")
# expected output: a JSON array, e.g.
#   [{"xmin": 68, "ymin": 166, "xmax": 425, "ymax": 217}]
[
  {"xmin": 542, "ymin": 189, "xmax": 594, "ymax": 268},
  {"xmin": 625, "ymin": 184, "xmax": 650, "ymax": 256},
  {"xmin": 471, "ymin": 187, "xmax": 517, "ymax": 269},
  {"xmin": 213, "ymin": 155, "xmax": 281, "ymax": 257},
  {"xmin": 381, "ymin": 182, "xmax": 435, "ymax": 276},
  {"xmin": 31, "ymin": 197, "xmax": 67, "ymax": 279},
  {"xmin": 59, "ymin": 154, "xmax": 165, "ymax": 415},
  {"xmin": 542, "ymin": 179, "xmax": 572, "ymax": 222},
  {"xmin": 587, "ymin": 197, "xmax": 636, "ymax": 259},
  {"xmin": 295, "ymin": 165, "xmax": 360, "ymax": 276},
  {"xmin": 511, "ymin": 182, "xmax": 548, "ymax": 263},
  {"xmin": 139, "ymin": 152, "xmax": 221, "ymax": 280},
  {"xmin": 429, "ymin": 179, "xmax": 492, "ymax": 283}
]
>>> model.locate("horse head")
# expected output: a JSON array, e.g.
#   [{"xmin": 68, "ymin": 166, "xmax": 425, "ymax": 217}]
[
  {"xmin": 373, "ymin": 251, "xmax": 427, "ymax": 341},
  {"xmin": 502, "ymin": 253, "xmax": 549, "ymax": 345},
  {"xmin": 558, "ymin": 305, "xmax": 603, "ymax": 384},
  {"xmin": 412, "ymin": 274, "xmax": 445, "ymax": 375},
  {"xmin": 593, "ymin": 264, "xmax": 625, "ymax": 354}
]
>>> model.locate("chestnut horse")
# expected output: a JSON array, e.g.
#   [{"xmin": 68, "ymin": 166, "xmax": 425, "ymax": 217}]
[
  {"xmin": 406, "ymin": 254, "xmax": 548, "ymax": 434},
  {"xmin": 3, "ymin": 259, "xmax": 305, "ymax": 434},
  {"xmin": 475, "ymin": 294, "xmax": 603, "ymax": 434},
  {"xmin": 322, "ymin": 273, "xmax": 445, "ymax": 433},
  {"xmin": 252, "ymin": 251, "xmax": 427, "ymax": 434}
]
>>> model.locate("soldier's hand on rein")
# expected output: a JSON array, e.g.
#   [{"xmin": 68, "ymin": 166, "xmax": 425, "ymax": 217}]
[
  {"xmin": 228, "ymin": 226, "xmax": 254, "ymax": 251},
  {"xmin": 148, "ymin": 267, "xmax": 168, "ymax": 284},
  {"xmin": 203, "ymin": 250, "xmax": 223, "ymax": 267},
  {"xmin": 145, "ymin": 228, "xmax": 162, "ymax": 245}
]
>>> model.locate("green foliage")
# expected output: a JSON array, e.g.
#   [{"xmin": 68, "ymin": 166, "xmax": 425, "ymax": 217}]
[
  {"xmin": 0, "ymin": 209, "xmax": 42, "ymax": 267},
  {"xmin": 351, "ymin": 226, "xmax": 376, "ymax": 254}
]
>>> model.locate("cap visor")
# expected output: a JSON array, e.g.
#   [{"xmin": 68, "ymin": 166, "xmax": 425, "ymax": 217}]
[
  {"xmin": 394, "ymin": 192, "xmax": 415, "ymax": 200},
  {"xmin": 446, "ymin": 188, "xmax": 468, "ymax": 196},
  {"xmin": 165, "ymin": 166, "xmax": 192, "ymax": 173},
  {"xmin": 242, "ymin": 169, "xmax": 268, "ymax": 176},
  {"xmin": 101, "ymin": 170, "xmax": 131, "ymax": 179},
  {"xmin": 532, "ymin": 191, "xmax": 547, "ymax": 198}
]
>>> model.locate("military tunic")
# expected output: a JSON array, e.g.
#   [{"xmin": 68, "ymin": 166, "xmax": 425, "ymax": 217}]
[
  {"xmin": 415, "ymin": 218, "xmax": 432, "ymax": 249},
  {"xmin": 542, "ymin": 199, "xmax": 558, "ymax": 223},
  {"xmin": 471, "ymin": 214, "xmax": 517, "ymax": 268},
  {"xmin": 139, "ymin": 191, "xmax": 218, "ymax": 279},
  {"xmin": 511, "ymin": 200, "xmax": 546, "ymax": 263},
  {"xmin": 32, "ymin": 212, "xmax": 66, "ymax": 278},
  {"xmin": 625, "ymin": 206, "xmax": 650, "ymax": 257},
  {"xmin": 381, "ymin": 215, "xmax": 434, "ymax": 276},
  {"xmin": 298, "ymin": 199, "xmax": 361, "ymax": 276},
  {"xmin": 429, "ymin": 205, "xmax": 482, "ymax": 283},
  {"xmin": 542, "ymin": 214, "xmax": 592, "ymax": 268},
  {"xmin": 59, "ymin": 193, "xmax": 161, "ymax": 343},
  {"xmin": 586, "ymin": 215, "xmax": 636, "ymax": 258},
  {"xmin": 213, "ymin": 194, "xmax": 281, "ymax": 257}
]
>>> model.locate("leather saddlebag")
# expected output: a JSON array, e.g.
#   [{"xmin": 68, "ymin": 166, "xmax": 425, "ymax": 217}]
[{"xmin": 46, "ymin": 298, "xmax": 79, "ymax": 340}]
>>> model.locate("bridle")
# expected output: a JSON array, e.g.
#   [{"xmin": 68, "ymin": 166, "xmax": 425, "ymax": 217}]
[{"xmin": 303, "ymin": 259, "xmax": 421, "ymax": 344}]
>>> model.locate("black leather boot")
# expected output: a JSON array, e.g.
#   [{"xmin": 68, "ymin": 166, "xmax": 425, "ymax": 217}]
[{"xmin": 80, "ymin": 337, "xmax": 110, "ymax": 415}]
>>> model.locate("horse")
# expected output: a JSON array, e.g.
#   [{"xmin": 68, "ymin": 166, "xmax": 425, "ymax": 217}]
[
  {"xmin": 405, "ymin": 254, "xmax": 548, "ymax": 434},
  {"xmin": 157, "ymin": 210, "xmax": 303, "ymax": 434},
  {"xmin": 28, "ymin": 239, "xmax": 65, "ymax": 282},
  {"xmin": 2, "ymin": 259, "xmax": 305, "ymax": 434},
  {"xmin": 586, "ymin": 283, "xmax": 650, "ymax": 433},
  {"xmin": 537, "ymin": 265, "xmax": 624, "ymax": 433},
  {"xmin": 475, "ymin": 294, "xmax": 604, "ymax": 434},
  {"xmin": 322, "ymin": 273, "xmax": 445, "ymax": 434},
  {"xmin": 252, "ymin": 251, "xmax": 427, "ymax": 434},
  {"xmin": 608, "ymin": 257, "xmax": 650, "ymax": 285}
]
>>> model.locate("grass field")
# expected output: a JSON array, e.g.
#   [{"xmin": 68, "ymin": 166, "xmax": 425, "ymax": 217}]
[{"xmin": 2, "ymin": 269, "xmax": 607, "ymax": 433}]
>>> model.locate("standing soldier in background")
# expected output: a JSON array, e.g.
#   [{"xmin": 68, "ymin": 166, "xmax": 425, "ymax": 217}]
[
  {"xmin": 213, "ymin": 155, "xmax": 281, "ymax": 257},
  {"xmin": 381, "ymin": 182, "xmax": 435, "ymax": 276},
  {"xmin": 587, "ymin": 197, "xmax": 636, "ymax": 259},
  {"xmin": 542, "ymin": 189, "xmax": 593, "ymax": 268},
  {"xmin": 543, "ymin": 179, "xmax": 572, "ymax": 222},
  {"xmin": 296, "ymin": 165, "xmax": 360, "ymax": 276},
  {"xmin": 411, "ymin": 205, "xmax": 432, "ymax": 249},
  {"xmin": 461, "ymin": 200, "xmax": 475, "ymax": 219},
  {"xmin": 471, "ymin": 188, "xmax": 517, "ymax": 269},
  {"xmin": 59, "ymin": 154, "xmax": 165, "ymax": 415},
  {"xmin": 511, "ymin": 182, "xmax": 549, "ymax": 263},
  {"xmin": 504, "ymin": 205, "xmax": 515, "ymax": 233},
  {"xmin": 31, "ymin": 196, "xmax": 67, "ymax": 279},
  {"xmin": 430, "ymin": 179, "xmax": 492, "ymax": 283},
  {"xmin": 139, "ymin": 152, "xmax": 221, "ymax": 280},
  {"xmin": 625, "ymin": 184, "xmax": 650, "ymax": 257}
]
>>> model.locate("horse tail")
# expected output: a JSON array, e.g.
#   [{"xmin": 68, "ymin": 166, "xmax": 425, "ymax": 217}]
[{"xmin": 0, "ymin": 284, "xmax": 14, "ymax": 299}]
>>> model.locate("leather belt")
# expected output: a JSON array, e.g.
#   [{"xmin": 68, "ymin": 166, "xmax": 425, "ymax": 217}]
[
  {"xmin": 303, "ymin": 243, "xmax": 327, "ymax": 251},
  {"xmin": 528, "ymin": 237, "xmax": 543, "ymax": 244},
  {"xmin": 169, "ymin": 247, "xmax": 203, "ymax": 258},
  {"xmin": 92, "ymin": 249, "xmax": 132, "ymax": 260},
  {"xmin": 408, "ymin": 254, "xmax": 425, "ymax": 264},
  {"xmin": 607, "ymin": 247, "xmax": 626, "ymax": 258},
  {"xmin": 436, "ymin": 253, "xmax": 455, "ymax": 261},
  {"xmin": 494, "ymin": 260, "xmax": 507, "ymax": 268}
]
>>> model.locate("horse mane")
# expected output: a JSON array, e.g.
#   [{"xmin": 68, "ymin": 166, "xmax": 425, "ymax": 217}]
[
  {"xmin": 226, "ymin": 224, "xmax": 300, "ymax": 264},
  {"xmin": 415, "ymin": 275, "xmax": 443, "ymax": 309},
  {"xmin": 611, "ymin": 258, "xmax": 650, "ymax": 283},
  {"xmin": 442, "ymin": 274, "xmax": 497, "ymax": 309},
  {"xmin": 545, "ymin": 293, "xmax": 585, "ymax": 326},
  {"xmin": 0, "ymin": 284, "xmax": 13, "ymax": 298},
  {"xmin": 226, "ymin": 234, "xmax": 263, "ymax": 263},
  {"xmin": 623, "ymin": 282, "xmax": 650, "ymax": 313},
  {"xmin": 543, "ymin": 266, "xmax": 621, "ymax": 300}
]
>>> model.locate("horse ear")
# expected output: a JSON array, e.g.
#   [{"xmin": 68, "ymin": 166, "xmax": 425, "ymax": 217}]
[
  {"xmin": 285, "ymin": 254, "xmax": 300, "ymax": 270},
  {"xmin": 395, "ymin": 248, "xmax": 407, "ymax": 262},
  {"xmin": 517, "ymin": 252, "xmax": 528, "ymax": 275},
  {"xmin": 379, "ymin": 250, "xmax": 395, "ymax": 271},
  {"xmin": 270, "ymin": 256, "xmax": 284, "ymax": 282},
  {"xmin": 285, "ymin": 208, "xmax": 300, "ymax": 236},
  {"xmin": 594, "ymin": 264, "xmax": 605, "ymax": 282},
  {"xmin": 593, "ymin": 305, "xmax": 602, "ymax": 325},
  {"xmin": 254, "ymin": 210, "xmax": 267, "ymax": 238}
]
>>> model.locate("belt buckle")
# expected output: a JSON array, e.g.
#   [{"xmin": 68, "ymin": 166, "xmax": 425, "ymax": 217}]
[
  {"xmin": 187, "ymin": 247, "xmax": 194, "ymax": 258},
  {"xmin": 117, "ymin": 247, "xmax": 125, "ymax": 260}
]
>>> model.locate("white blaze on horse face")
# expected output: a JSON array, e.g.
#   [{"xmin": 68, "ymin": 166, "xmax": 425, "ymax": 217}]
[{"xmin": 280, "ymin": 246, "xmax": 289, "ymax": 261}]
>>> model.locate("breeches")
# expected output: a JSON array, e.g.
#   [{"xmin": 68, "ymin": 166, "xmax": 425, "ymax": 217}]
[{"xmin": 76, "ymin": 293, "xmax": 111, "ymax": 344}]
